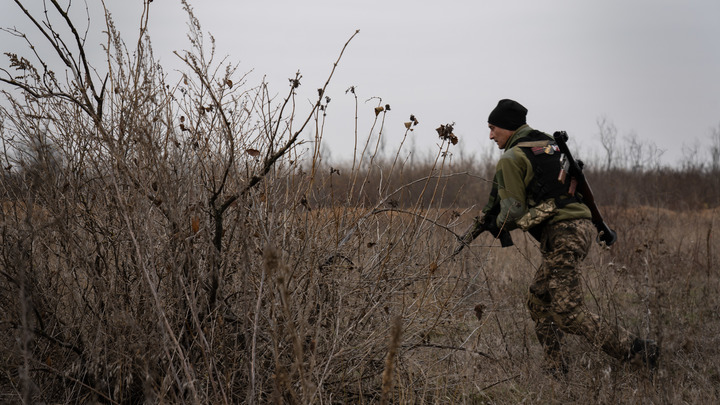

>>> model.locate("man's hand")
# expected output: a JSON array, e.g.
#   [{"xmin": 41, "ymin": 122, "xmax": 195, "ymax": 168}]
[{"xmin": 483, "ymin": 213, "xmax": 514, "ymax": 247}]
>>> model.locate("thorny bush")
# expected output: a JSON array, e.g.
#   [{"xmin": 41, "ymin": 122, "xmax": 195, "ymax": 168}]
[
  {"xmin": 2, "ymin": 2, "xmax": 720, "ymax": 405},
  {"xmin": 0, "ymin": 1, "xmax": 471, "ymax": 403}
]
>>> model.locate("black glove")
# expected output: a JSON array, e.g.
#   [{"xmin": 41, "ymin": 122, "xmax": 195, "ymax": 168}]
[{"xmin": 484, "ymin": 214, "xmax": 514, "ymax": 248}]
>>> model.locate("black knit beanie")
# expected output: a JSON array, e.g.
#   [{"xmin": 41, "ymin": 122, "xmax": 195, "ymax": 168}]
[{"xmin": 488, "ymin": 99, "xmax": 528, "ymax": 131}]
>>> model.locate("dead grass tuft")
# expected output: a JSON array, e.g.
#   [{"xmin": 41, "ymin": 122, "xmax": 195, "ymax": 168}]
[{"xmin": 1, "ymin": 1, "xmax": 719, "ymax": 403}]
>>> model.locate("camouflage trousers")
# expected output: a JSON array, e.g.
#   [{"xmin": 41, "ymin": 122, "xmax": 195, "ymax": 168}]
[{"xmin": 526, "ymin": 218, "xmax": 635, "ymax": 367}]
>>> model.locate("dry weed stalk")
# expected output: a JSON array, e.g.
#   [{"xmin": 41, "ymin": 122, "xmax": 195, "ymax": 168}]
[
  {"xmin": 380, "ymin": 315, "xmax": 402, "ymax": 405},
  {"xmin": 1, "ymin": 1, "xmax": 720, "ymax": 404}
]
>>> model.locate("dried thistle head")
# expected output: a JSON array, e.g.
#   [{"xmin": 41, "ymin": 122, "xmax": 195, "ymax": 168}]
[
  {"xmin": 404, "ymin": 114, "xmax": 420, "ymax": 129},
  {"xmin": 436, "ymin": 123, "xmax": 458, "ymax": 145}
]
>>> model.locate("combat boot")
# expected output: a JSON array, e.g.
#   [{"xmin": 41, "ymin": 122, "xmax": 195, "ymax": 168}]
[{"xmin": 628, "ymin": 338, "xmax": 660, "ymax": 370}]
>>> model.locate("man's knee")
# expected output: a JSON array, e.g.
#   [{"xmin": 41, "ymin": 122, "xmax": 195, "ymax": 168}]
[
  {"xmin": 552, "ymin": 307, "xmax": 602, "ymax": 337},
  {"xmin": 526, "ymin": 286, "xmax": 551, "ymax": 322}
]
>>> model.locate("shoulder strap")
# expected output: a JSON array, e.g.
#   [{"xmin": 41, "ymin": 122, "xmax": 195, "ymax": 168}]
[{"xmin": 516, "ymin": 140, "xmax": 550, "ymax": 148}]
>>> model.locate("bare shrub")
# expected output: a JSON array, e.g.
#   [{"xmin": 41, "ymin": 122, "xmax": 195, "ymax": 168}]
[
  {"xmin": 2, "ymin": 1, "xmax": 720, "ymax": 404},
  {"xmin": 0, "ymin": 1, "xmax": 477, "ymax": 403}
]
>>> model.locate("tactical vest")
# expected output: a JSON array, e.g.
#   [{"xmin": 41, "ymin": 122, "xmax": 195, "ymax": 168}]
[{"xmin": 515, "ymin": 130, "xmax": 581, "ymax": 208}]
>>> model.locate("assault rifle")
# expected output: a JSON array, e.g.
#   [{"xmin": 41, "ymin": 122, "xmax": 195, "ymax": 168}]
[
  {"xmin": 453, "ymin": 215, "xmax": 513, "ymax": 256},
  {"xmin": 553, "ymin": 131, "xmax": 617, "ymax": 246}
]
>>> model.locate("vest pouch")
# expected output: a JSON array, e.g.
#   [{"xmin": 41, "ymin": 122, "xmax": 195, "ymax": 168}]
[{"xmin": 517, "ymin": 199, "xmax": 557, "ymax": 232}]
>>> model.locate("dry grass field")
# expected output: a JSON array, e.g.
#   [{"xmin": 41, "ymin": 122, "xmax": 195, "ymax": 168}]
[
  {"xmin": 2, "ymin": 2, "xmax": 720, "ymax": 403},
  {"xmin": 2, "ymin": 189, "xmax": 719, "ymax": 403},
  {"xmin": 439, "ymin": 206, "xmax": 720, "ymax": 404}
]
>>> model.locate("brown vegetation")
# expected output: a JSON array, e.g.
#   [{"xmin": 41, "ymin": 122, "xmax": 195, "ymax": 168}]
[{"xmin": 1, "ymin": 1, "xmax": 720, "ymax": 403}]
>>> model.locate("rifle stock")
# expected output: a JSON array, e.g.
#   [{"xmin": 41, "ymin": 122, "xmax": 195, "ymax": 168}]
[{"xmin": 553, "ymin": 131, "xmax": 617, "ymax": 246}]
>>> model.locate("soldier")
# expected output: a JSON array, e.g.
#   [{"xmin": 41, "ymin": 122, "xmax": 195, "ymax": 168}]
[{"xmin": 472, "ymin": 99, "xmax": 659, "ymax": 375}]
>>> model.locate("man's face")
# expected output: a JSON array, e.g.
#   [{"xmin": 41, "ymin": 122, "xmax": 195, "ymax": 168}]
[{"xmin": 489, "ymin": 125, "xmax": 513, "ymax": 149}]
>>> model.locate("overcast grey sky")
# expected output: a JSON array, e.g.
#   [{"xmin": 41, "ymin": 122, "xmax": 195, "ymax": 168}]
[{"xmin": 3, "ymin": 0, "xmax": 719, "ymax": 167}]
